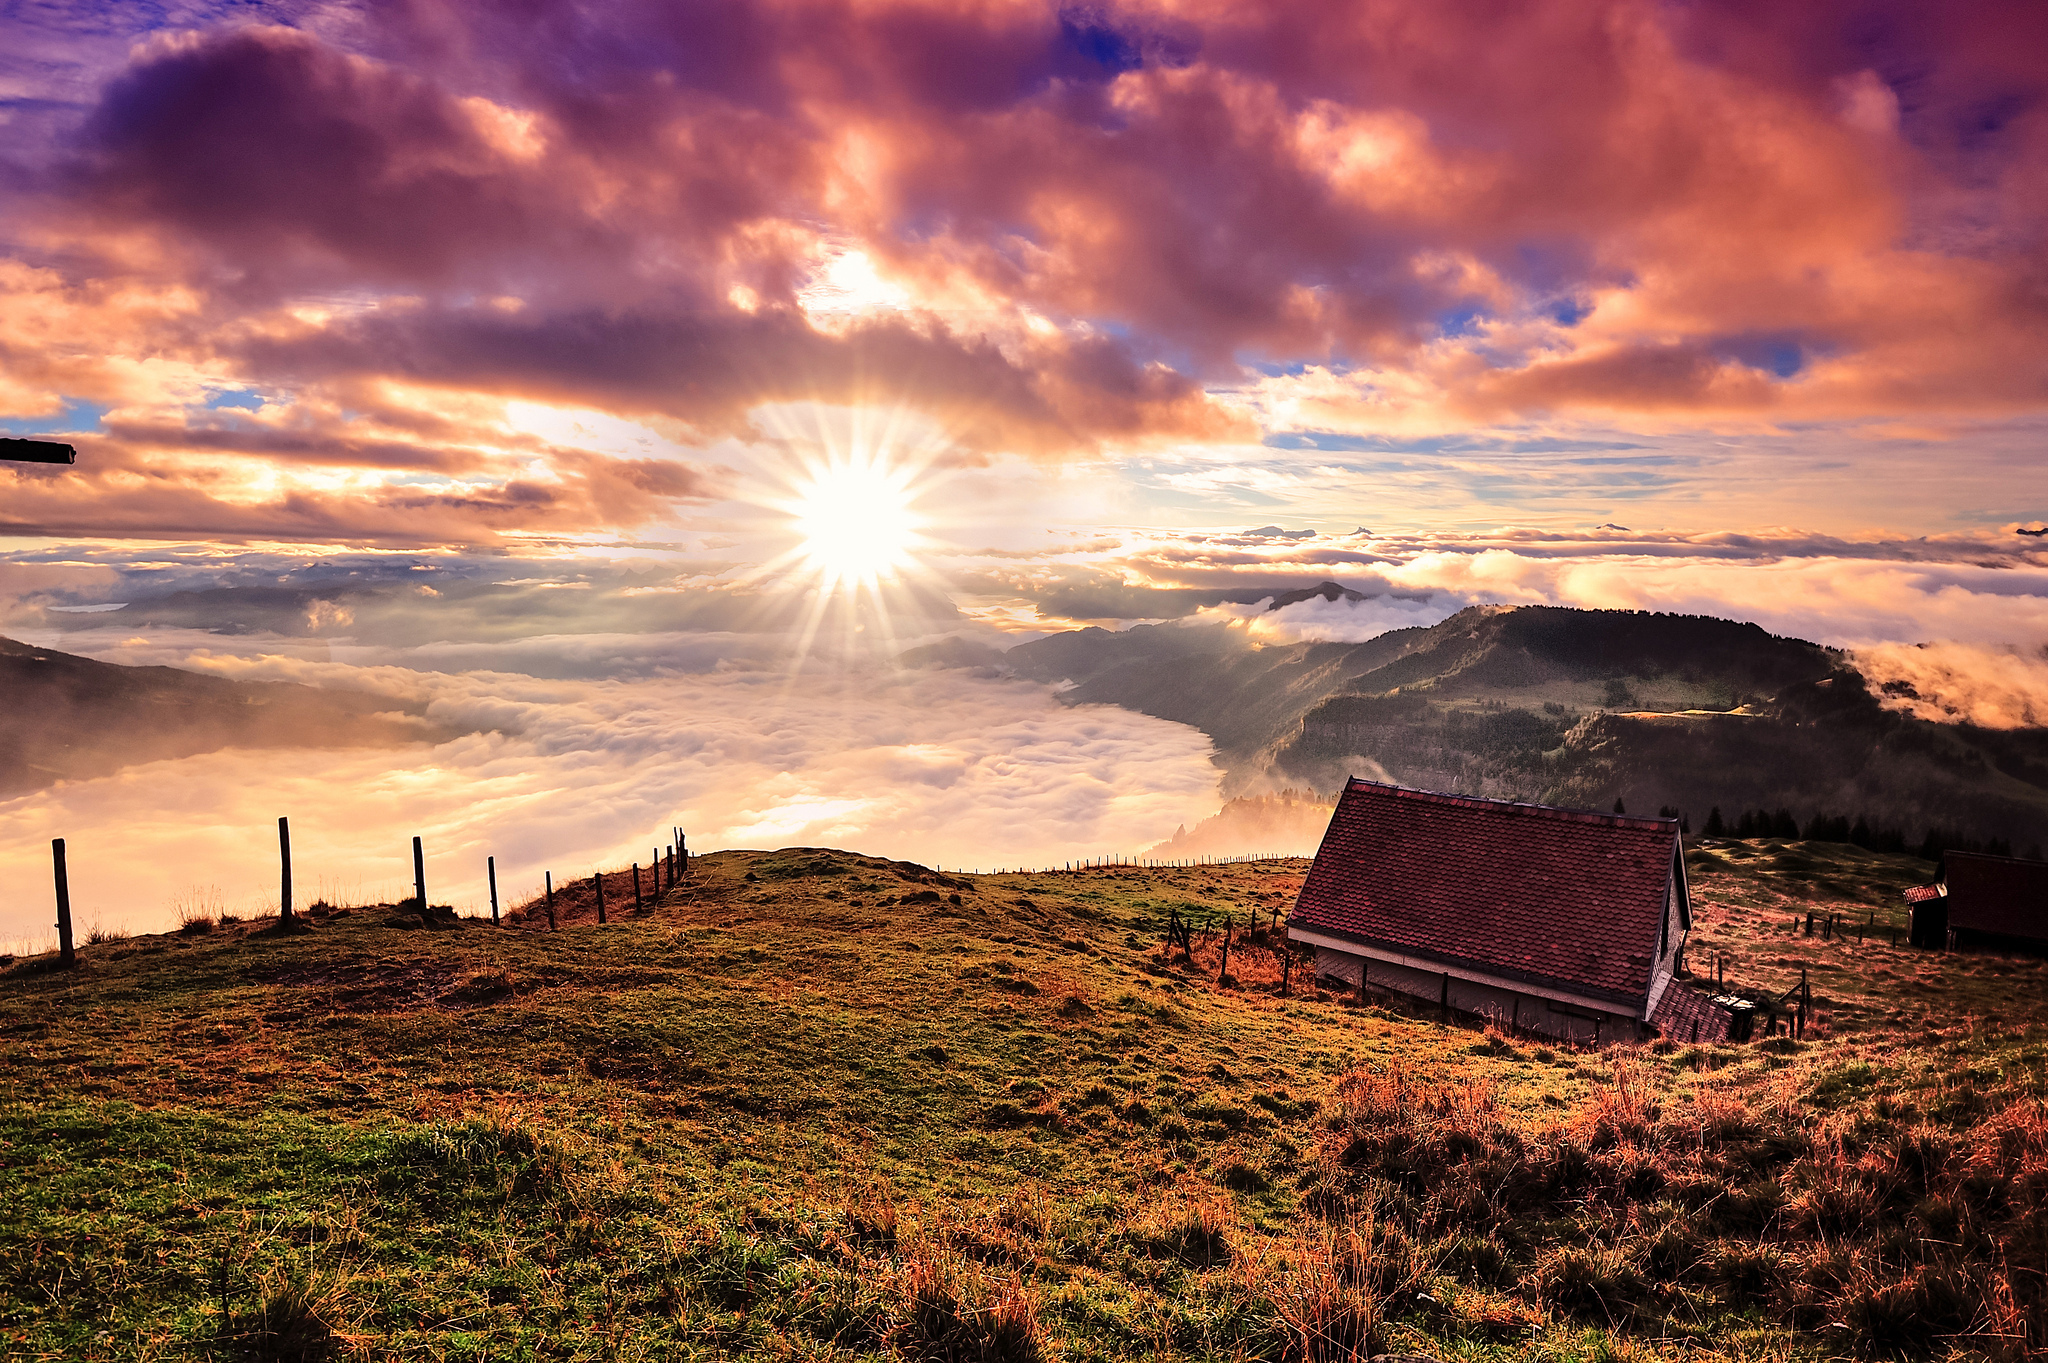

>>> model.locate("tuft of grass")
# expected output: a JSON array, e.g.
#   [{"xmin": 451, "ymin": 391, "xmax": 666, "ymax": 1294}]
[
  {"xmin": 1130, "ymin": 1193, "xmax": 1235, "ymax": 1270},
  {"xmin": 892, "ymin": 1247, "xmax": 1043, "ymax": 1362},
  {"xmin": 228, "ymin": 1268, "xmax": 344, "ymax": 1362},
  {"xmin": 1251, "ymin": 1234, "xmax": 1386, "ymax": 1363}
]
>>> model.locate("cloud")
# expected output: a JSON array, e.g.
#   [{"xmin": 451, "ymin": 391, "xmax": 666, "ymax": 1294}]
[
  {"xmin": 1853, "ymin": 641, "xmax": 2048, "ymax": 729},
  {"xmin": 0, "ymin": 434, "xmax": 726, "ymax": 547},
  {"xmin": 0, "ymin": 0, "xmax": 2040, "ymax": 559},
  {"xmin": 0, "ymin": 657, "xmax": 1221, "ymax": 943},
  {"xmin": 930, "ymin": 516, "xmax": 2048, "ymax": 651},
  {"xmin": 1194, "ymin": 591, "xmax": 1461, "ymax": 644}
]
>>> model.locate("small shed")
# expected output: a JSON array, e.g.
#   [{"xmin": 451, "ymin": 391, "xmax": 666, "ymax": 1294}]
[
  {"xmin": 1940, "ymin": 852, "xmax": 2048, "ymax": 954},
  {"xmin": 1904, "ymin": 882, "xmax": 1948, "ymax": 949},
  {"xmin": 1287, "ymin": 778, "xmax": 1690, "ymax": 1043}
]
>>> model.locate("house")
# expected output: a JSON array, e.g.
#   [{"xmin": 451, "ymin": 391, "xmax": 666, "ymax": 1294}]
[
  {"xmin": 1287, "ymin": 778, "xmax": 1692, "ymax": 1043},
  {"xmin": 1936, "ymin": 851, "xmax": 2048, "ymax": 954}
]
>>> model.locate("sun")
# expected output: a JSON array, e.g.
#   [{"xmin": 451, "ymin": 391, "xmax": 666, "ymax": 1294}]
[
  {"xmin": 748, "ymin": 407, "xmax": 949, "ymax": 667},
  {"xmin": 783, "ymin": 455, "xmax": 923, "ymax": 590}
]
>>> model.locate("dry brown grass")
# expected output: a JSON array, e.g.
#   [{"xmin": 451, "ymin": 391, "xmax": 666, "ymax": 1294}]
[
  {"xmin": 891, "ymin": 1242, "xmax": 1045, "ymax": 1362},
  {"xmin": 1304, "ymin": 1050, "xmax": 2048, "ymax": 1359}
]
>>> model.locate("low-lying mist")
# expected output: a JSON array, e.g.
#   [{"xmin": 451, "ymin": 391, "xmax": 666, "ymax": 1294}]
[{"xmin": 0, "ymin": 656, "xmax": 1219, "ymax": 945}]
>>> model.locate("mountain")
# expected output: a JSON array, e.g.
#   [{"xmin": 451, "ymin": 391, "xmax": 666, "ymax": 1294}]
[
  {"xmin": 912, "ymin": 605, "xmax": 2048, "ymax": 853},
  {"xmin": 0, "ymin": 636, "xmax": 457, "ymax": 797}
]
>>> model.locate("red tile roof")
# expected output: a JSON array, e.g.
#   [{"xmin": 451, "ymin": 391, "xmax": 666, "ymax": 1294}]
[
  {"xmin": 1649, "ymin": 981, "xmax": 1738, "ymax": 1044},
  {"xmin": 1289, "ymin": 778, "xmax": 1682, "ymax": 1005},
  {"xmin": 1943, "ymin": 852, "xmax": 2048, "ymax": 942},
  {"xmin": 1903, "ymin": 883, "xmax": 1946, "ymax": 905}
]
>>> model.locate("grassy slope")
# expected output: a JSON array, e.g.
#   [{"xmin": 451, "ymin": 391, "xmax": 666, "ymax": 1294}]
[{"xmin": 1, "ymin": 845, "xmax": 2044, "ymax": 1361}]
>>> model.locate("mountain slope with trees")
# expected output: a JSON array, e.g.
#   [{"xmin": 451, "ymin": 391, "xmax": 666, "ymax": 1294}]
[{"xmin": 910, "ymin": 602, "xmax": 2048, "ymax": 855}]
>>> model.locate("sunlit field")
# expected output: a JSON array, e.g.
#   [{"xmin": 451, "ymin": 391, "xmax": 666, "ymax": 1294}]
[{"xmin": 2, "ymin": 840, "xmax": 2043, "ymax": 1361}]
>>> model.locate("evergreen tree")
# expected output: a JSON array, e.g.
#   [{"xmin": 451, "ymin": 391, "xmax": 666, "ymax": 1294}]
[
  {"xmin": 1736, "ymin": 810, "xmax": 1757, "ymax": 838},
  {"xmin": 1772, "ymin": 808, "xmax": 1799, "ymax": 838},
  {"xmin": 1705, "ymin": 807, "xmax": 1726, "ymax": 837},
  {"xmin": 1850, "ymin": 817, "xmax": 1871, "ymax": 848},
  {"xmin": 1613, "ymin": 797, "xmax": 1626, "ymax": 814}
]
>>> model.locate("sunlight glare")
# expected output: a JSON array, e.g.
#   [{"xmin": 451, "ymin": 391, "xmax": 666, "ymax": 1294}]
[{"xmin": 787, "ymin": 457, "xmax": 921, "ymax": 588}]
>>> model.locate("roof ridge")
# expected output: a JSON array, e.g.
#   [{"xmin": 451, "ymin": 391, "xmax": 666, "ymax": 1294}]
[
  {"xmin": 1342, "ymin": 776, "xmax": 1680, "ymax": 832},
  {"xmin": 1943, "ymin": 850, "xmax": 2041, "ymax": 868}
]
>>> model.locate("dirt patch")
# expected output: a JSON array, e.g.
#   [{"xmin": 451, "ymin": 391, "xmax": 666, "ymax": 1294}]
[
  {"xmin": 437, "ymin": 969, "xmax": 520, "ymax": 1008},
  {"xmin": 254, "ymin": 960, "xmax": 470, "ymax": 1013}
]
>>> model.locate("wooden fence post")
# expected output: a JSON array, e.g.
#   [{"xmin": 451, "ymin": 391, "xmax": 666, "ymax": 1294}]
[
  {"xmin": 545, "ymin": 871, "xmax": 556, "ymax": 930},
  {"xmin": 412, "ymin": 836, "xmax": 427, "ymax": 914},
  {"xmin": 488, "ymin": 856, "xmax": 499, "ymax": 926},
  {"xmin": 1440, "ymin": 972, "xmax": 1450, "ymax": 1021},
  {"xmin": 633, "ymin": 862, "xmax": 642, "ymax": 910},
  {"xmin": 1281, "ymin": 950, "xmax": 1292, "ymax": 997},
  {"xmin": 278, "ymin": 816, "xmax": 293, "ymax": 926},
  {"xmin": 595, "ymin": 872, "xmax": 606, "ymax": 925},
  {"xmin": 52, "ymin": 838, "xmax": 75, "ymax": 968}
]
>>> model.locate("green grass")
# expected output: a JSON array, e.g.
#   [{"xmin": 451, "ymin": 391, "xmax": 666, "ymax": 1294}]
[{"xmin": 2, "ymin": 845, "xmax": 2045, "ymax": 1360}]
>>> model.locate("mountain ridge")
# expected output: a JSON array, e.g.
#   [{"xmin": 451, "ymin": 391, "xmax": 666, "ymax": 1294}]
[
  {"xmin": 0, "ymin": 635, "xmax": 460, "ymax": 796},
  {"xmin": 906, "ymin": 603, "xmax": 2048, "ymax": 851}
]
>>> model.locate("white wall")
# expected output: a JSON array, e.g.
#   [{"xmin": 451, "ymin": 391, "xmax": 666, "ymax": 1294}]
[{"xmin": 1314, "ymin": 945, "xmax": 1644, "ymax": 1043}]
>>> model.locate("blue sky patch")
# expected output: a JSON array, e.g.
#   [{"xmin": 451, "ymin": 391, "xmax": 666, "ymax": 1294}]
[
  {"xmin": 1549, "ymin": 297, "xmax": 1590, "ymax": 328},
  {"xmin": 1435, "ymin": 305, "xmax": 1488, "ymax": 338},
  {"xmin": 1711, "ymin": 333, "xmax": 1813, "ymax": 379},
  {"xmin": 1, "ymin": 398, "xmax": 108, "ymax": 436}
]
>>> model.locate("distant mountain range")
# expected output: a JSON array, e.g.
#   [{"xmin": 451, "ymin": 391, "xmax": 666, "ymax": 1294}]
[
  {"xmin": 0, "ymin": 636, "xmax": 454, "ymax": 797},
  {"xmin": 905, "ymin": 598, "xmax": 2048, "ymax": 854}
]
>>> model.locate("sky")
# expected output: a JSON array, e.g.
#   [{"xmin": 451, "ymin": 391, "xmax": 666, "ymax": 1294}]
[{"xmin": 2, "ymin": 0, "xmax": 2047, "ymax": 938}]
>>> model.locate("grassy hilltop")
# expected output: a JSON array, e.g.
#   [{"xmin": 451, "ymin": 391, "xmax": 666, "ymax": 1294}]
[{"xmin": 2, "ymin": 844, "xmax": 2046, "ymax": 1362}]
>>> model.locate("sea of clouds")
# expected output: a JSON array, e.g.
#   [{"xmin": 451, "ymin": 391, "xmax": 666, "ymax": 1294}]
[
  {"xmin": 0, "ymin": 642, "xmax": 1220, "ymax": 945},
  {"xmin": 6, "ymin": 523, "xmax": 2048, "ymax": 947}
]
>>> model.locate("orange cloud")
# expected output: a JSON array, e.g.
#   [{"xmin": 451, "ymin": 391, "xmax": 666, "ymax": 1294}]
[{"xmin": 0, "ymin": 0, "xmax": 2040, "ymax": 545}]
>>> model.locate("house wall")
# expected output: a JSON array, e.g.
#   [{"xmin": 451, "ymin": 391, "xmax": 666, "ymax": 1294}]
[
  {"xmin": 1313, "ymin": 946, "xmax": 1644, "ymax": 1044},
  {"xmin": 1951, "ymin": 927, "xmax": 2048, "ymax": 958},
  {"xmin": 1909, "ymin": 901, "xmax": 1948, "ymax": 949},
  {"xmin": 1646, "ymin": 875, "xmax": 1685, "ymax": 1016}
]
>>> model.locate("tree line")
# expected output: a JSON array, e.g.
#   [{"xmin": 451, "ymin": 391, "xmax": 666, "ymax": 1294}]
[{"xmin": 1699, "ymin": 806, "xmax": 2020, "ymax": 861}]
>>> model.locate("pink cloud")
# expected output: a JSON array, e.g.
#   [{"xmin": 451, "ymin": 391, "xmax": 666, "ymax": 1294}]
[{"xmin": 0, "ymin": 0, "xmax": 2041, "ymax": 544}]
